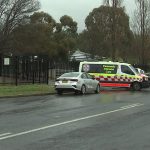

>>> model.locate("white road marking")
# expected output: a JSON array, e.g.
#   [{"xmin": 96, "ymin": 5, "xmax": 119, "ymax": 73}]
[
  {"xmin": 0, "ymin": 133, "xmax": 11, "ymax": 137},
  {"xmin": 0, "ymin": 103, "xmax": 144, "ymax": 141},
  {"xmin": 121, "ymin": 103, "xmax": 144, "ymax": 109}
]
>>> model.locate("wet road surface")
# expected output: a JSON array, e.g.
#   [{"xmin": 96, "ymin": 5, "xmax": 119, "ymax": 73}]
[{"xmin": 0, "ymin": 88, "xmax": 150, "ymax": 150}]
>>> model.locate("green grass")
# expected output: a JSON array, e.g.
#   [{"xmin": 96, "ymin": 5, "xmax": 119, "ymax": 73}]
[{"xmin": 0, "ymin": 84, "xmax": 55, "ymax": 97}]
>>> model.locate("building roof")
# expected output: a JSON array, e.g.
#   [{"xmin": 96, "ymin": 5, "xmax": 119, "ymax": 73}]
[{"xmin": 70, "ymin": 50, "xmax": 92, "ymax": 61}]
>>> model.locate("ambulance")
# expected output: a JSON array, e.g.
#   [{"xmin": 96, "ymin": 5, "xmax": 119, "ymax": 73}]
[{"xmin": 79, "ymin": 61, "xmax": 150, "ymax": 91}]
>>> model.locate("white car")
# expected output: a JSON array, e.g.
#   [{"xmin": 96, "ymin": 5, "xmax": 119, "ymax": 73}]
[
  {"xmin": 135, "ymin": 68, "xmax": 145, "ymax": 75},
  {"xmin": 55, "ymin": 72, "xmax": 100, "ymax": 95}
]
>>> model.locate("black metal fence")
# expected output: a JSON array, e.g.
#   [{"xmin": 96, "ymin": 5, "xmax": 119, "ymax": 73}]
[
  {"xmin": 0, "ymin": 55, "xmax": 79, "ymax": 85},
  {"xmin": 0, "ymin": 56, "xmax": 49, "ymax": 85}
]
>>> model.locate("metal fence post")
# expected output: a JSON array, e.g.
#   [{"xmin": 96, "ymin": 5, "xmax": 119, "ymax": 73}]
[
  {"xmin": 15, "ymin": 56, "xmax": 18, "ymax": 86},
  {"xmin": 32, "ymin": 56, "xmax": 35, "ymax": 84},
  {"xmin": 46, "ymin": 59, "xmax": 49, "ymax": 85}
]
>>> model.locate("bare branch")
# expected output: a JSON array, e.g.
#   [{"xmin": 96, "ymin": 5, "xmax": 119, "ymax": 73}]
[
  {"xmin": 0, "ymin": 0, "xmax": 40, "ymax": 52},
  {"xmin": 133, "ymin": 0, "xmax": 150, "ymax": 64},
  {"xmin": 103, "ymin": 0, "xmax": 124, "ymax": 7}
]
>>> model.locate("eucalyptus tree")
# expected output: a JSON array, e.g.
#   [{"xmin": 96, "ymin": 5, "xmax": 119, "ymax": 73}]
[
  {"xmin": 12, "ymin": 12, "xmax": 56, "ymax": 56},
  {"xmin": 53, "ymin": 15, "xmax": 78, "ymax": 61},
  {"xmin": 77, "ymin": 30, "xmax": 91, "ymax": 54},
  {"xmin": 85, "ymin": 5, "xmax": 132, "ymax": 61},
  {"xmin": 60, "ymin": 15, "xmax": 77, "ymax": 34},
  {"xmin": 103, "ymin": 0, "xmax": 124, "ymax": 61},
  {"xmin": 12, "ymin": 13, "xmax": 78, "ymax": 62}
]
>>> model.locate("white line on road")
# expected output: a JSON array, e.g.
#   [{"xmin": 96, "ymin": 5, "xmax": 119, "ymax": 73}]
[
  {"xmin": 121, "ymin": 103, "xmax": 144, "ymax": 109},
  {"xmin": 0, "ymin": 133, "xmax": 11, "ymax": 137},
  {"xmin": 0, "ymin": 103, "xmax": 144, "ymax": 141}
]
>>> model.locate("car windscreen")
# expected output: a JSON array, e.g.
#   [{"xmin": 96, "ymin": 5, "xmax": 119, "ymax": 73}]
[
  {"xmin": 135, "ymin": 68, "xmax": 138, "ymax": 73},
  {"xmin": 60, "ymin": 72, "xmax": 80, "ymax": 77},
  {"xmin": 82, "ymin": 64, "xmax": 118, "ymax": 74},
  {"xmin": 130, "ymin": 65, "xmax": 138, "ymax": 74}
]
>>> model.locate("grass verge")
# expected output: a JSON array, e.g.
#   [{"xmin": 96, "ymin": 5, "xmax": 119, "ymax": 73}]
[{"xmin": 0, "ymin": 84, "xmax": 55, "ymax": 97}]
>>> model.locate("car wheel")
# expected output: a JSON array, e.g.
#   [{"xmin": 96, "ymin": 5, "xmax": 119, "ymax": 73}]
[
  {"xmin": 81, "ymin": 85, "xmax": 86, "ymax": 94},
  {"xmin": 95, "ymin": 84, "xmax": 100, "ymax": 93},
  {"xmin": 57, "ymin": 90, "xmax": 63, "ymax": 95},
  {"xmin": 132, "ymin": 82, "xmax": 141, "ymax": 91}
]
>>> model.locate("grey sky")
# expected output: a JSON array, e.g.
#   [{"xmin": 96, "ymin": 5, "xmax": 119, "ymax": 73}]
[{"xmin": 39, "ymin": 0, "xmax": 136, "ymax": 32}]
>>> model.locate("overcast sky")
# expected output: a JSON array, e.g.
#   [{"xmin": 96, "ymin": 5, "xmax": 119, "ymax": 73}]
[{"xmin": 39, "ymin": 0, "xmax": 136, "ymax": 32}]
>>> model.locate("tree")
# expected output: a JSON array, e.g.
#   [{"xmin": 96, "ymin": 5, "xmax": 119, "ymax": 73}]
[
  {"xmin": 85, "ymin": 5, "xmax": 132, "ymax": 61},
  {"xmin": 77, "ymin": 30, "xmax": 91, "ymax": 53},
  {"xmin": 12, "ymin": 13, "xmax": 78, "ymax": 62},
  {"xmin": 103, "ymin": 0, "xmax": 123, "ymax": 7},
  {"xmin": 103, "ymin": 0, "xmax": 124, "ymax": 61},
  {"xmin": 12, "ymin": 12, "xmax": 56, "ymax": 57},
  {"xmin": 60, "ymin": 15, "xmax": 77, "ymax": 34},
  {"xmin": 53, "ymin": 15, "xmax": 78, "ymax": 61},
  {"xmin": 133, "ymin": 0, "xmax": 150, "ymax": 65},
  {"xmin": 0, "ymin": 0, "xmax": 40, "ymax": 53}
]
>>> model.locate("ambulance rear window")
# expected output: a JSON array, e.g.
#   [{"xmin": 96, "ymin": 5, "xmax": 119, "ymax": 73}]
[{"xmin": 82, "ymin": 64, "xmax": 118, "ymax": 74}]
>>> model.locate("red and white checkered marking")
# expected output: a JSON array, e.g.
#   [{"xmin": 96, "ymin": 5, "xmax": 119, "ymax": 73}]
[{"xmin": 97, "ymin": 75, "xmax": 142, "ymax": 83}]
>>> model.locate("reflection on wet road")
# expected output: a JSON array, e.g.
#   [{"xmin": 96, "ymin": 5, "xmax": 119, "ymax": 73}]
[{"xmin": 0, "ymin": 88, "xmax": 150, "ymax": 150}]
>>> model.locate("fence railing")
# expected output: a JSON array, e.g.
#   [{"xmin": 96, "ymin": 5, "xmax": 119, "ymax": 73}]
[{"xmin": 0, "ymin": 55, "xmax": 79, "ymax": 85}]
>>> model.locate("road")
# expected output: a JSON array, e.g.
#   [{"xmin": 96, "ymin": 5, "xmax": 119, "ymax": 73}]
[{"xmin": 0, "ymin": 88, "xmax": 150, "ymax": 150}]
